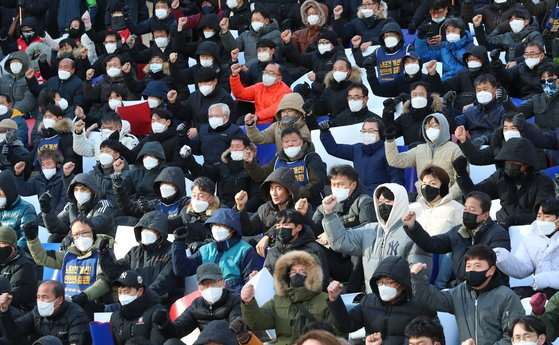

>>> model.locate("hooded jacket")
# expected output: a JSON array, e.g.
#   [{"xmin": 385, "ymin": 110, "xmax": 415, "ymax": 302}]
[
  {"xmin": 43, "ymin": 173, "xmax": 114, "ymax": 236},
  {"xmin": 242, "ymin": 251, "xmax": 334, "ymax": 345},
  {"xmin": 291, "ymin": 0, "xmax": 330, "ymax": 53},
  {"xmin": 456, "ymin": 137, "xmax": 555, "ymax": 226},
  {"xmin": 110, "ymin": 288, "xmax": 166, "ymax": 345},
  {"xmin": 178, "ymin": 195, "xmax": 223, "ymax": 244},
  {"xmin": 83, "ymin": 71, "xmax": 136, "ymax": 105},
  {"xmin": 245, "ymin": 93, "xmax": 311, "ymax": 151},
  {"xmin": 192, "ymin": 320, "xmax": 237, "ymax": 345},
  {"xmin": 125, "ymin": 141, "xmax": 167, "ymax": 199},
  {"xmin": 385, "ymin": 113, "xmax": 465, "ymax": 200},
  {"xmin": 332, "ymin": 1, "xmax": 393, "ymax": 46},
  {"xmin": 328, "ymin": 256, "xmax": 434, "ymax": 345},
  {"xmin": 221, "ymin": 18, "xmax": 281, "ymax": 63},
  {"xmin": 313, "ymin": 66, "xmax": 362, "ymax": 118},
  {"xmin": 29, "ymin": 118, "xmax": 78, "ymax": 173},
  {"xmin": 99, "ymin": 211, "xmax": 184, "ymax": 305},
  {"xmin": 0, "ymin": 108, "xmax": 28, "ymax": 145},
  {"xmin": 322, "ymin": 183, "xmax": 432, "ymax": 293},
  {"xmin": 224, "ymin": 0, "xmax": 251, "ymax": 32},
  {"xmin": 0, "ymin": 52, "xmax": 36, "ymax": 115},
  {"xmin": 215, "ymin": 145, "xmax": 257, "ymax": 209},
  {"xmin": 0, "ymin": 247, "xmax": 37, "ymax": 312}
]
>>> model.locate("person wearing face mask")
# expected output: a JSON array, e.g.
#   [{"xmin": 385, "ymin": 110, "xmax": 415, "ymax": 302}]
[
  {"xmin": 0, "ymin": 52, "xmax": 36, "ymax": 116},
  {"xmin": 453, "ymin": 137, "xmax": 555, "ymax": 228},
  {"xmin": 414, "ymin": 0, "xmax": 450, "ymax": 48},
  {"xmin": 332, "ymin": 0, "xmax": 393, "ymax": 47},
  {"xmin": 25, "ymin": 218, "xmax": 114, "ymax": 317},
  {"xmin": 15, "ymin": 17, "xmax": 43, "ymax": 54},
  {"xmin": 0, "ymin": 119, "xmax": 29, "ymax": 173},
  {"xmin": 241, "ymin": 250, "xmax": 335, "ymax": 345},
  {"xmin": 222, "ymin": 0, "xmax": 251, "ymax": 32},
  {"xmin": 125, "ymin": 0, "xmax": 178, "ymax": 35},
  {"xmin": 153, "ymin": 263, "xmax": 242, "ymax": 341},
  {"xmin": 110, "ymin": 270, "xmax": 166, "ymax": 345},
  {"xmin": 493, "ymin": 198, "xmax": 559, "ymax": 298},
  {"xmin": 142, "ymin": 79, "xmax": 170, "ymax": 110},
  {"xmin": 89, "ymin": 32, "xmax": 135, "ymax": 78},
  {"xmin": 0, "ymin": 94, "xmax": 29, "ymax": 145},
  {"xmin": 327, "ymin": 256, "xmax": 435, "ymax": 344},
  {"xmin": 195, "ymin": 15, "xmax": 231, "ymax": 61},
  {"xmin": 322, "ymin": 184, "xmax": 431, "ymax": 293},
  {"xmin": 128, "ymin": 25, "xmax": 175, "ymax": 64},
  {"xmin": 411, "ymin": 244, "xmax": 524, "ymax": 345},
  {"xmin": 509, "ymin": 316, "xmax": 552, "ymax": 345},
  {"xmin": 42, "ymin": 173, "xmax": 115, "ymax": 243},
  {"xmin": 329, "ymin": 84, "xmax": 381, "ymax": 127},
  {"xmin": 123, "ymin": 52, "xmax": 172, "ymax": 96},
  {"xmin": 84, "ymin": 55, "xmax": 137, "ymax": 109},
  {"xmin": 385, "ymin": 113, "xmax": 465, "ymax": 200},
  {"xmin": 286, "ymin": 0, "xmax": 329, "ymax": 54},
  {"xmin": 462, "ymin": 0, "xmax": 525, "ymax": 34},
  {"xmin": 172, "ymin": 208, "xmax": 261, "ymax": 291},
  {"xmin": 178, "ymin": 0, "xmax": 226, "ymax": 33},
  {"xmin": 0, "ymin": 280, "xmax": 89, "ymax": 345},
  {"xmin": 99, "ymin": 211, "xmax": 185, "ymax": 307}
]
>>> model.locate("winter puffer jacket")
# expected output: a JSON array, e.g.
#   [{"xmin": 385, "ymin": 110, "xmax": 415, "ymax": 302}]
[
  {"xmin": 73, "ymin": 120, "xmax": 139, "ymax": 159},
  {"xmin": 291, "ymin": 0, "xmax": 330, "ymax": 53},
  {"xmin": 313, "ymin": 66, "xmax": 362, "ymax": 119},
  {"xmin": 123, "ymin": 141, "xmax": 167, "ymax": 199},
  {"xmin": 110, "ymin": 288, "xmax": 166, "ymax": 345},
  {"xmin": 0, "ymin": 248, "xmax": 37, "ymax": 312},
  {"xmin": 29, "ymin": 118, "xmax": 79, "ymax": 173},
  {"xmin": 0, "ymin": 52, "xmax": 36, "ymax": 114},
  {"xmin": 332, "ymin": 1, "xmax": 393, "ymax": 46},
  {"xmin": 454, "ymin": 99, "xmax": 507, "ymax": 140},
  {"xmin": 492, "ymin": 59, "xmax": 550, "ymax": 99},
  {"xmin": 190, "ymin": 121, "xmax": 244, "ymax": 165},
  {"xmin": 44, "ymin": 73, "xmax": 84, "ymax": 108},
  {"xmin": 462, "ymin": 0, "xmax": 524, "ymax": 33},
  {"xmin": 329, "ymin": 256, "xmax": 434, "ymax": 345},
  {"xmin": 242, "ymin": 251, "xmax": 335, "ymax": 345},
  {"xmin": 221, "ymin": 18, "xmax": 281, "ymax": 63},
  {"xmin": 15, "ymin": 168, "xmax": 69, "ymax": 216},
  {"xmin": 411, "ymin": 194, "xmax": 464, "ymax": 236}
]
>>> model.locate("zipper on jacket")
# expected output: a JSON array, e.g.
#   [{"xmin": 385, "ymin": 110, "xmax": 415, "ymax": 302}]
[{"xmin": 474, "ymin": 296, "xmax": 479, "ymax": 344}]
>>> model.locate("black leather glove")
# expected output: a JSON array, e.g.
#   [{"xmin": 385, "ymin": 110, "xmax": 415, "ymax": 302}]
[
  {"xmin": 408, "ymin": 21, "xmax": 417, "ymax": 35},
  {"xmin": 396, "ymin": 92, "xmax": 409, "ymax": 103},
  {"xmin": 176, "ymin": 122, "xmax": 187, "ymax": 137},
  {"xmin": 416, "ymin": 22, "xmax": 429, "ymax": 40},
  {"xmin": 111, "ymin": 173, "xmax": 124, "ymax": 189},
  {"xmin": 383, "ymin": 125, "xmax": 398, "ymax": 140},
  {"xmin": 496, "ymin": 87, "xmax": 509, "ymax": 103},
  {"xmin": 188, "ymin": 241, "xmax": 204, "ymax": 254},
  {"xmin": 362, "ymin": 57, "xmax": 374, "ymax": 69},
  {"xmin": 71, "ymin": 292, "xmax": 88, "ymax": 306},
  {"xmin": 452, "ymin": 156, "xmax": 469, "ymax": 177},
  {"xmin": 22, "ymin": 221, "xmax": 38, "ymax": 241},
  {"xmin": 302, "ymin": 98, "xmax": 313, "ymax": 115},
  {"xmin": 138, "ymin": 196, "xmax": 156, "ymax": 213},
  {"xmin": 318, "ymin": 120, "xmax": 331, "ymax": 131},
  {"xmin": 490, "ymin": 49, "xmax": 501, "ymax": 63},
  {"xmin": 383, "ymin": 98, "xmax": 397, "ymax": 114},
  {"xmin": 442, "ymin": 90, "xmax": 457, "ymax": 107},
  {"xmin": 173, "ymin": 226, "xmax": 188, "ymax": 241},
  {"xmin": 98, "ymin": 238, "xmax": 110, "ymax": 254},
  {"xmin": 229, "ymin": 317, "xmax": 250, "ymax": 344},
  {"xmin": 38, "ymin": 191, "xmax": 52, "ymax": 213},
  {"xmin": 298, "ymin": 82, "xmax": 311, "ymax": 98},
  {"xmin": 152, "ymin": 309, "xmax": 170, "ymax": 328},
  {"xmin": 512, "ymin": 113, "xmax": 526, "ymax": 132}
]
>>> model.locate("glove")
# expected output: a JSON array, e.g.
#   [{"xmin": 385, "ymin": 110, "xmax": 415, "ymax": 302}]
[
  {"xmin": 22, "ymin": 221, "xmax": 38, "ymax": 241},
  {"xmin": 229, "ymin": 317, "xmax": 250, "ymax": 344},
  {"xmin": 180, "ymin": 145, "xmax": 192, "ymax": 158},
  {"xmin": 512, "ymin": 113, "xmax": 525, "ymax": 132},
  {"xmin": 302, "ymin": 98, "xmax": 313, "ymax": 115},
  {"xmin": 188, "ymin": 241, "xmax": 204, "ymax": 254},
  {"xmin": 442, "ymin": 90, "xmax": 457, "ymax": 107},
  {"xmin": 318, "ymin": 120, "xmax": 331, "ymax": 131},
  {"xmin": 362, "ymin": 57, "xmax": 374, "ymax": 69},
  {"xmin": 38, "ymin": 191, "xmax": 52, "ymax": 213},
  {"xmin": 173, "ymin": 226, "xmax": 188, "ymax": 241},
  {"xmin": 407, "ymin": 21, "xmax": 417, "ymax": 35},
  {"xmin": 111, "ymin": 173, "xmax": 124, "ymax": 189},
  {"xmin": 176, "ymin": 122, "xmax": 187, "ymax": 137},
  {"xmin": 530, "ymin": 292, "xmax": 547, "ymax": 315},
  {"xmin": 416, "ymin": 22, "xmax": 429, "ymax": 40},
  {"xmin": 98, "ymin": 238, "xmax": 110, "ymax": 254},
  {"xmin": 496, "ymin": 87, "xmax": 509, "ymax": 103},
  {"xmin": 396, "ymin": 92, "xmax": 409, "ymax": 103},
  {"xmin": 383, "ymin": 125, "xmax": 398, "ymax": 140},
  {"xmin": 71, "ymin": 292, "xmax": 88, "ymax": 306},
  {"xmin": 152, "ymin": 309, "xmax": 170, "ymax": 327},
  {"xmin": 452, "ymin": 156, "xmax": 468, "ymax": 177},
  {"xmin": 383, "ymin": 98, "xmax": 397, "ymax": 114},
  {"xmin": 489, "ymin": 49, "xmax": 501, "ymax": 63},
  {"xmin": 138, "ymin": 197, "xmax": 156, "ymax": 213}
]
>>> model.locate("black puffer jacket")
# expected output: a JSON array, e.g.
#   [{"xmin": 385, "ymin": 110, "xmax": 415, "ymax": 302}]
[
  {"xmin": 224, "ymin": 0, "xmax": 251, "ymax": 32},
  {"xmin": 328, "ymin": 256, "xmax": 434, "ymax": 345},
  {"xmin": 462, "ymin": 0, "xmax": 524, "ymax": 34},
  {"xmin": 313, "ymin": 67, "xmax": 362, "ymax": 118},
  {"xmin": 110, "ymin": 288, "xmax": 166, "ymax": 345},
  {"xmin": 169, "ymin": 86, "xmax": 236, "ymax": 128},
  {"xmin": 159, "ymin": 288, "xmax": 241, "ymax": 339},
  {"xmin": 122, "ymin": 141, "xmax": 167, "ymax": 200},
  {"xmin": 0, "ymin": 249, "xmax": 37, "ymax": 312},
  {"xmin": 129, "ymin": 128, "xmax": 186, "ymax": 171}
]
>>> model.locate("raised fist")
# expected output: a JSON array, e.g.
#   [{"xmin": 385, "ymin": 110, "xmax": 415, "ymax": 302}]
[
  {"xmin": 240, "ymin": 283, "xmax": 255, "ymax": 304},
  {"xmin": 351, "ymin": 35, "xmax": 362, "ymax": 48},
  {"xmin": 121, "ymin": 62, "xmax": 131, "ymax": 74},
  {"xmin": 85, "ymin": 69, "xmax": 95, "ymax": 81},
  {"xmin": 472, "ymin": 14, "xmax": 483, "ymax": 27},
  {"xmin": 454, "ymin": 125, "xmax": 467, "ymax": 144},
  {"xmin": 167, "ymin": 89, "xmax": 178, "ymax": 103},
  {"xmin": 244, "ymin": 113, "xmax": 256, "ymax": 125},
  {"xmin": 177, "ymin": 17, "xmax": 188, "ymax": 31},
  {"xmin": 14, "ymin": 161, "xmax": 25, "ymax": 176},
  {"xmin": 425, "ymin": 60, "xmax": 437, "ymax": 75},
  {"xmin": 231, "ymin": 48, "xmax": 240, "ymax": 61},
  {"xmin": 169, "ymin": 52, "xmax": 178, "ymax": 64},
  {"xmin": 220, "ymin": 18, "xmax": 229, "ymax": 32},
  {"xmin": 243, "ymin": 147, "xmax": 254, "ymax": 163},
  {"xmin": 231, "ymin": 63, "xmax": 242, "ymax": 76},
  {"xmin": 321, "ymin": 195, "xmax": 337, "ymax": 214},
  {"xmin": 280, "ymin": 29, "xmax": 292, "ymax": 44},
  {"xmin": 235, "ymin": 190, "xmax": 248, "ymax": 210},
  {"xmin": 333, "ymin": 5, "xmax": 343, "ymax": 19},
  {"xmin": 401, "ymin": 211, "xmax": 416, "ymax": 229},
  {"xmin": 63, "ymin": 162, "xmax": 75, "ymax": 176},
  {"xmin": 327, "ymin": 281, "xmax": 343, "ymax": 301}
]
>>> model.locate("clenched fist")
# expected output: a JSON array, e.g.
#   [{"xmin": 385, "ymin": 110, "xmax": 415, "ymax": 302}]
[
  {"xmin": 235, "ymin": 190, "xmax": 248, "ymax": 210},
  {"xmin": 327, "ymin": 280, "xmax": 343, "ymax": 301},
  {"xmin": 85, "ymin": 68, "xmax": 95, "ymax": 81},
  {"xmin": 240, "ymin": 283, "xmax": 255, "ymax": 304},
  {"xmin": 220, "ymin": 18, "xmax": 229, "ymax": 32},
  {"xmin": 280, "ymin": 29, "xmax": 292, "ymax": 44},
  {"xmin": 333, "ymin": 5, "xmax": 343, "ymax": 19}
]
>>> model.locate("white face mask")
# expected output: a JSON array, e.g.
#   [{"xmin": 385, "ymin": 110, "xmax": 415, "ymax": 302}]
[
  {"xmin": 284, "ymin": 145, "xmax": 302, "ymax": 158},
  {"xmin": 155, "ymin": 8, "xmax": 169, "ymax": 19},
  {"xmin": 251, "ymin": 21, "xmax": 264, "ymax": 32},
  {"xmin": 361, "ymin": 132, "xmax": 377, "ymax": 145},
  {"xmin": 101, "ymin": 128, "xmax": 117, "ymax": 139},
  {"xmin": 191, "ymin": 198, "xmax": 210, "ymax": 213},
  {"xmin": 426, "ymin": 127, "xmax": 440, "ymax": 142},
  {"xmin": 467, "ymin": 60, "xmax": 483, "ymax": 69},
  {"xmin": 37, "ymin": 299, "xmax": 57, "ymax": 317},
  {"xmin": 446, "ymin": 33, "xmax": 461, "ymax": 43},
  {"xmin": 199, "ymin": 84, "xmax": 214, "ymax": 96},
  {"xmin": 154, "ymin": 37, "xmax": 168, "ymax": 48},
  {"xmin": 151, "ymin": 121, "xmax": 166, "ymax": 133},
  {"xmin": 43, "ymin": 118, "xmax": 56, "ymax": 129},
  {"xmin": 404, "ymin": 63, "xmax": 420, "ymax": 75},
  {"xmin": 57, "ymin": 98, "xmax": 68, "ymax": 111},
  {"xmin": 515, "ymin": 342, "xmax": 537, "ymax": 345},
  {"xmin": 532, "ymin": 220, "xmax": 556, "ymax": 236},
  {"xmin": 141, "ymin": 229, "xmax": 158, "ymax": 245},
  {"xmin": 307, "ymin": 14, "xmax": 320, "ymax": 25},
  {"xmin": 348, "ymin": 99, "xmax": 364, "ymax": 112},
  {"xmin": 147, "ymin": 98, "xmax": 160, "ymax": 109},
  {"xmin": 525, "ymin": 57, "xmax": 541, "ymax": 69},
  {"xmin": 226, "ymin": 0, "xmax": 237, "ymax": 8},
  {"xmin": 384, "ymin": 36, "xmax": 399, "ymax": 48},
  {"xmin": 203, "ymin": 31, "xmax": 216, "ymax": 39},
  {"xmin": 377, "ymin": 284, "xmax": 398, "ymax": 301},
  {"xmin": 503, "ymin": 130, "xmax": 521, "ymax": 141},
  {"xmin": 10, "ymin": 62, "xmax": 23, "ymax": 74},
  {"xmin": 143, "ymin": 156, "xmax": 159, "ymax": 170},
  {"xmin": 411, "ymin": 96, "xmax": 428, "ymax": 109},
  {"xmin": 160, "ymin": 184, "xmax": 177, "ymax": 199},
  {"xmin": 108, "ymin": 99, "xmax": 122, "ymax": 110},
  {"xmin": 200, "ymin": 58, "xmax": 213, "ymax": 67},
  {"xmin": 119, "ymin": 293, "xmax": 138, "ymax": 306},
  {"xmin": 208, "ymin": 117, "xmax": 224, "ymax": 129},
  {"xmin": 257, "ymin": 51, "xmax": 271, "ymax": 62},
  {"xmin": 99, "ymin": 153, "xmax": 114, "ymax": 166},
  {"xmin": 432, "ymin": 16, "xmax": 445, "ymax": 23},
  {"xmin": 494, "ymin": 0, "xmax": 507, "ymax": 3},
  {"xmin": 74, "ymin": 191, "xmax": 92, "ymax": 205},
  {"xmin": 361, "ymin": 8, "xmax": 374, "ymax": 18},
  {"xmin": 0, "ymin": 197, "xmax": 6, "ymax": 208},
  {"xmin": 201, "ymin": 286, "xmax": 223, "ymax": 304},
  {"xmin": 333, "ymin": 71, "xmax": 348, "ymax": 82},
  {"xmin": 42, "ymin": 168, "xmax": 57, "ymax": 180},
  {"xmin": 476, "ymin": 91, "xmax": 493, "ymax": 105},
  {"xmin": 318, "ymin": 43, "xmax": 332, "ymax": 55},
  {"xmin": 58, "ymin": 70, "xmax": 71, "ymax": 80},
  {"xmin": 74, "ymin": 236, "xmax": 94, "ymax": 252},
  {"xmin": 510, "ymin": 19, "xmax": 525, "ymax": 33},
  {"xmin": 105, "ymin": 42, "xmax": 117, "ymax": 54},
  {"xmin": 0, "ymin": 105, "xmax": 8, "ymax": 115},
  {"xmin": 212, "ymin": 226, "xmax": 231, "ymax": 241},
  {"xmin": 0, "ymin": 133, "xmax": 5, "ymax": 143},
  {"xmin": 331, "ymin": 187, "xmax": 350, "ymax": 202},
  {"xmin": 107, "ymin": 67, "xmax": 122, "ymax": 78},
  {"xmin": 230, "ymin": 150, "xmax": 244, "ymax": 161},
  {"xmin": 262, "ymin": 74, "xmax": 276, "ymax": 86}
]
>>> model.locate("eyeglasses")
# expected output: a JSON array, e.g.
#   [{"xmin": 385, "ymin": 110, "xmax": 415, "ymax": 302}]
[
  {"xmin": 377, "ymin": 279, "xmax": 399, "ymax": 288},
  {"xmin": 523, "ymin": 52, "xmax": 542, "ymax": 58},
  {"xmin": 541, "ymin": 77, "xmax": 557, "ymax": 84},
  {"xmin": 72, "ymin": 231, "xmax": 93, "ymax": 239}
]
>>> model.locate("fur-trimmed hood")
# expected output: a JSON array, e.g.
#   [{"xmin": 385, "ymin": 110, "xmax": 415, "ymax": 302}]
[
  {"xmin": 56, "ymin": 43, "xmax": 85, "ymax": 60},
  {"xmin": 300, "ymin": 0, "xmax": 329, "ymax": 27},
  {"xmin": 357, "ymin": 0, "xmax": 388, "ymax": 19},
  {"xmin": 273, "ymin": 250, "xmax": 323, "ymax": 296},
  {"xmin": 324, "ymin": 65, "xmax": 362, "ymax": 88},
  {"xmin": 39, "ymin": 117, "xmax": 73, "ymax": 134},
  {"xmin": 221, "ymin": 143, "xmax": 256, "ymax": 163},
  {"xmin": 403, "ymin": 93, "xmax": 443, "ymax": 114},
  {"xmin": 186, "ymin": 195, "xmax": 221, "ymax": 216}
]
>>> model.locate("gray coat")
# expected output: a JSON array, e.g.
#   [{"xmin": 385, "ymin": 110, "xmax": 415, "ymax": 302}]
[
  {"xmin": 220, "ymin": 19, "xmax": 281, "ymax": 64},
  {"xmin": 0, "ymin": 52, "xmax": 36, "ymax": 114}
]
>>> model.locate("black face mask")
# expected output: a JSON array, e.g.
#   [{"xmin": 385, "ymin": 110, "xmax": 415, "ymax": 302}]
[
  {"xmin": 504, "ymin": 162, "xmax": 522, "ymax": 179},
  {"xmin": 0, "ymin": 246, "xmax": 13, "ymax": 262},
  {"xmin": 69, "ymin": 28, "xmax": 81, "ymax": 38},
  {"xmin": 378, "ymin": 203, "xmax": 392, "ymax": 222},
  {"xmin": 276, "ymin": 227, "xmax": 293, "ymax": 244},
  {"xmin": 290, "ymin": 273, "xmax": 307, "ymax": 287},
  {"xmin": 462, "ymin": 211, "xmax": 481, "ymax": 230},
  {"xmin": 421, "ymin": 185, "xmax": 440, "ymax": 202},
  {"xmin": 465, "ymin": 269, "xmax": 490, "ymax": 288},
  {"xmin": 111, "ymin": 16, "xmax": 126, "ymax": 31}
]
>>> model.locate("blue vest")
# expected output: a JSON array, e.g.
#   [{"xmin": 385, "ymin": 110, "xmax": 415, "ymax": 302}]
[
  {"xmin": 375, "ymin": 45, "xmax": 409, "ymax": 82},
  {"xmin": 546, "ymin": 4, "xmax": 559, "ymax": 33},
  {"xmin": 61, "ymin": 251, "xmax": 99, "ymax": 296},
  {"xmin": 157, "ymin": 197, "xmax": 186, "ymax": 220},
  {"xmin": 199, "ymin": 240, "xmax": 252, "ymax": 288},
  {"xmin": 34, "ymin": 135, "xmax": 61, "ymax": 169},
  {"xmin": 273, "ymin": 156, "xmax": 309, "ymax": 186}
]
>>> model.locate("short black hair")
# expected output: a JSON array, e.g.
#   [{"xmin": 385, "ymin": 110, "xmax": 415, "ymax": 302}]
[
  {"xmin": 0, "ymin": 94, "xmax": 12, "ymax": 104},
  {"xmin": 465, "ymin": 244, "xmax": 496, "ymax": 267},
  {"xmin": 525, "ymin": 42, "xmax": 544, "ymax": 53},
  {"xmin": 275, "ymin": 208, "xmax": 305, "ymax": 226},
  {"xmin": 192, "ymin": 176, "xmax": 215, "ymax": 194},
  {"xmin": 538, "ymin": 64, "xmax": 558, "ymax": 78},
  {"xmin": 70, "ymin": 216, "xmax": 95, "ymax": 236},
  {"xmin": 474, "ymin": 74, "xmax": 497, "ymax": 88},
  {"xmin": 363, "ymin": 117, "xmax": 385, "ymax": 140},
  {"xmin": 104, "ymin": 31, "xmax": 122, "ymax": 42},
  {"xmin": 376, "ymin": 186, "xmax": 395, "ymax": 200},
  {"xmin": 348, "ymin": 83, "xmax": 369, "ymax": 97},
  {"xmin": 301, "ymin": 321, "xmax": 336, "ymax": 335},
  {"xmin": 410, "ymin": 81, "xmax": 430, "ymax": 94},
  {"xmin": 466, "ymin": 191, "xmax": 492, "ymax": 213},
  {"xmin": 335, "ymin": 58, "xmax": 351, "ymax": 71},
  {"xmin": 443, "ymin": 17, "xmax": 466, "ymax": 33},
  {"xmin": 509, "ymin": 8, "xmax": 531, "ymax": 20},
  {"xmin": 257, "ymin": 39, "xmax": 276, "ymax": 49},
  {"xmin": 108, "ymin": 84, "xmax": 128, "ymax": 100},
  {"xmin": 252, "ymin": 8, "xmax": 271, "ymax": 19},
  {"xmin": 100, "ymin": 139, "xmax": 122, "ymax": 153},
  {"xmin": 44, "ymin": 104, "xmax": 64, "ymax": 117},
  {"xmin": 429, "ymin": 0, "xmax": 449, "ymax": 10},
  {"xmin": 104, "ymin": 53, "xmax": 123, "ymax": 67},
  {"xmin": 151, "ymin": 107, "xmax": 173, "ymax": 120},
  {"xmin": 405, "ymin": 316, "xmax": 446, "ymax": 345},
  {"xmin": 281, "ymin": 127, "xmax": 303, "ymax": 140},
  {"xmin": 101, "ymin": 112, "xmax": 122, "ymax": 125},
  {"xmin": 229, "ymin": 134, "xmax": 251, "ymax": 147},
  {"xmin": 150, "ymin": 51, "xmax": 168, "ymax": 62},
  {"xmin": 328, "ymin": 164, "xmax": 359, "ymax": 183},
  {"xmin": 509, "ymin": 316, "xmax": 546, "ymax": 338},
  {"xmin": 59, "ymin": 38, "xmax": 78, "ymax": 49},
  {"xmin": 37, "ymin": 88, "xmax": 58, "ymax": 108},
  {"xmin": 535, "ymin": 198, "xmax": 559, "ymax": 218}
]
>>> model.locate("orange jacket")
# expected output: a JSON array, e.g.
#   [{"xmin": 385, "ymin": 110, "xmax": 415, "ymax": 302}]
[{"xmin": 230, "ymin": 74, "xmax": 291, "ymax": 124}]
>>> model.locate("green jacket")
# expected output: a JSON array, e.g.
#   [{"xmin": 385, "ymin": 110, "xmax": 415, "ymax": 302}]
[{"xmin": 541, "ymin": 291, "xmax": 559, "ymax": 341}]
